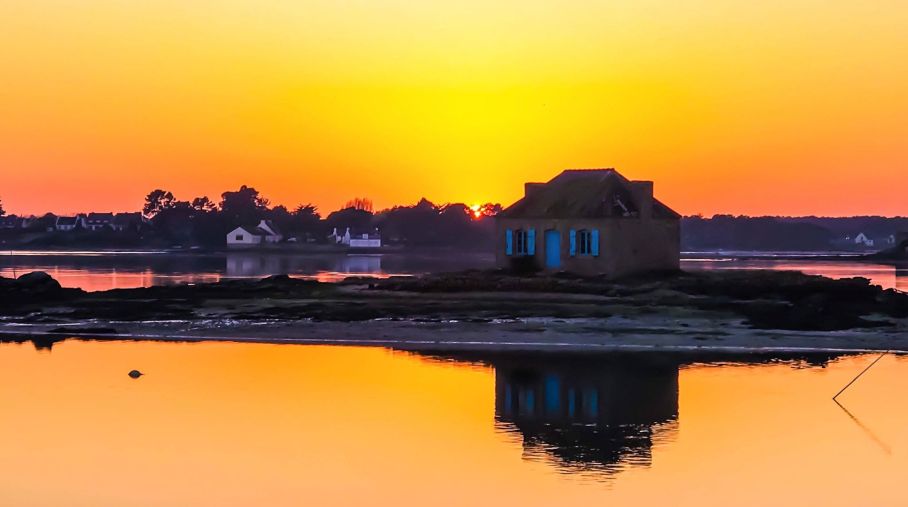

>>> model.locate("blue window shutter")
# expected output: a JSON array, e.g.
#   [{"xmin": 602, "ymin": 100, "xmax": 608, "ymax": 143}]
[
  {"xmin": 527, "ymin": 229, "xmax": 536, "ymax": 255},
  {"xmin": 569, "ymin": 229, "xmax": 577, "ymax": 256},
  {"xmin": 505, "ymin": 229, "xmax": 513, "ymax": 255},
  {"xmin": 591, "ymin": 229, "xmax": 600, "ymax": 257}
]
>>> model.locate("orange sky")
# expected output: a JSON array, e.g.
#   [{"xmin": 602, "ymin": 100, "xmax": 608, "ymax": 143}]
[{"xmin": 1, "ymin": 0, "xmax": 907, "ymax": 217}]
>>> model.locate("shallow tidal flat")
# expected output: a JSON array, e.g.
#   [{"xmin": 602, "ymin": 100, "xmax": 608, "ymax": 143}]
[{"xmin": 2, "ymin": 269, "xmax": 908, "ymax": 353}]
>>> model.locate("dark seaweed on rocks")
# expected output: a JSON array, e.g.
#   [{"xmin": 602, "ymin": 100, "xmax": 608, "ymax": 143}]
[
  {"xmin": 100, "ymin": 274, "xmax": 328, "ymax": 300},
  {"xmin": 374, "ymin": 269, "xmax": 908, "ymax": 330},
  {"xmin": 0, "ymin": 272, "xmax": 83, "ymax": 306},
  {"xmin": 2, "ymin": 270, "xmax": 907, "ymax": 332}
]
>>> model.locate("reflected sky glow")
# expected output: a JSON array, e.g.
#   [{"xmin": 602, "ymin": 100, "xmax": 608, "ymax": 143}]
[
  {"xmin": 1, "ymin": 341, "xmax": 908, "ymax": 506},
  {"xmin": 1, "ymin": 252, "xmax": 905, "ymax": 291}
]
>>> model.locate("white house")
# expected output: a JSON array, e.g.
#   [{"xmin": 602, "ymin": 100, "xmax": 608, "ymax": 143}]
[
  {"xmin": 327, "ymin": 227, "xmax": 343, "ymax": 244},
  {"xmin": 226, "ymin": 220, "xmax": 283, "ymax": 246},
  {"xmin": 328, "ymin": 227, "xmax": 381, "ymax": 248},
  {"xmin": 350, "ymin": 232, "xmax": 382, "ymax": 248},
  {"xmin": 853, "ymin": 233, "xmax": 875, "ymax": 248}
]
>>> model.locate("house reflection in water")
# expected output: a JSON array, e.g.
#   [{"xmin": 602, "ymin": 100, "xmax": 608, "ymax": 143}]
[
  {"xmin": 492, "ymin": 355, "xmax": 679, "ymax": 474},
  {"xmin": 413, "ymin": 351, "xmax": 844, "ymax": 477},
  {"xmin": 225, "ymin": 253, "xmax": 382, "ymax": 279}
]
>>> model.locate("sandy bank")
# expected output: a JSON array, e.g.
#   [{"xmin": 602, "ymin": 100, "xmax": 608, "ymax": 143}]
[{"xmin": 3, "ymin": 313, "xmax": 907, "ymax": 354}]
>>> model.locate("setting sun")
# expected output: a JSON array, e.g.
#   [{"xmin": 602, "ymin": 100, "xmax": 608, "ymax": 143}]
[{"xmin": 2, "ymin": 2, "xmax": 908, "ymax": 506}]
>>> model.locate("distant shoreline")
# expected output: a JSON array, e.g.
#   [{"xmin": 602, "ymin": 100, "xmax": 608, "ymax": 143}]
[
  {"xmin": 0, "ymin": 245, "xmax": 492, "ymax": 257},
  {"xmin": 0, "ymin": 247, "xmax": 896, "ymax": 261}
]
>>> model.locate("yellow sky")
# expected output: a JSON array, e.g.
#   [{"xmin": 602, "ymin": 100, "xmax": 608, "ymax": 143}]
[{"xmin": 1, "ymin": 0, "xmax": 907, "ymax": 216}]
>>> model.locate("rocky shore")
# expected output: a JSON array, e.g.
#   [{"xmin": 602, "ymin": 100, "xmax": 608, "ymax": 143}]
[{"xmin": 2, "ymin": 269, "xmax": 908, "ymax": 353}]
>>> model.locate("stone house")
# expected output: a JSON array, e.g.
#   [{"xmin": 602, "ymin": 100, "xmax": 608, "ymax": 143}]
[{"xmin": 495, "ymin": 169, "xmax": 680, "ymax": 278}]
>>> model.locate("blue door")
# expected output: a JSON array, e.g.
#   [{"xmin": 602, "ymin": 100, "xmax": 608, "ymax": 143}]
[{"xmin": 545, "ymin": 230, "xmax": 561, "ymax": 268}]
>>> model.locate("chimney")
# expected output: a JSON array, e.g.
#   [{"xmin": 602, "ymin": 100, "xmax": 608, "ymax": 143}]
[
  {"xmin": 524, "ymin": 182, "xmax": 544, "ymax": 198},
  {"xmin": 629, "ymin": 181, "xmax": 654, "ymax": 218}
]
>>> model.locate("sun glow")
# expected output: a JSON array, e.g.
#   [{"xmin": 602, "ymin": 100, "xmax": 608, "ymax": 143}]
[{"xmin": 1, "ymin": 1, "xmax": 908, "ymax": 216}]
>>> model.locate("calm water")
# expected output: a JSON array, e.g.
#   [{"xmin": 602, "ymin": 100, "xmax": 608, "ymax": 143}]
[
  {"xmin": 1, "ymin": 250, "xmax": 907, "ymax": 291},
  {"xmin": 2, "ymin": 339, "xmax": 907, "ymax": 506},
  {"xmin": 684, "ymin": 258, "xmax": 908, "ymax": 292},
  {"xmin": 0, "ymin": 250, "xmax": 493, "ymax": 291}
]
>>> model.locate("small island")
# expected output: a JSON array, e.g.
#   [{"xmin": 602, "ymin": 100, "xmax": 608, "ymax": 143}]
[
  {"xmin": 3, "ymin": 170, "xmax": 907, "ymax": 353},
  {"xmin": 2, "ymin": 268, "xmax": 907, "ymax": 353}
]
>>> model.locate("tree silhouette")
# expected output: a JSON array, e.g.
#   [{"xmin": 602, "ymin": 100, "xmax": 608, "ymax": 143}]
[
  {"xmin": 289, "ymin": 204, "xmax": 322, "ymax": 236},
  {"xmin": 474, "ymin": 203, "xmax": 502, "ymax": 218},
  {"xmin": 294, "ymin": 203, "xmax": 320, "ymax": 218},
  {"xmin": 344, "ymin": 197, "xmax": 373, "ymax": 213},
  {"xmin": 220, "ymin": 185, "xmax": 269, "ymax": 226},
  {"xmin": 191, "ymin": 196, "xmax": 217, "ymax": 213},
  {"xmin": 0, "ymin": 198, "xmax": 4, "ymax": 217},
  {"xmin": 28, "ymin": 213, "xmax": 58, "ymax": 232},
  {"xmin": 325, "ymin": 207, "xmax": 373, "ymax": 235},
  {"xmin": 143, "ymin": 190, "xmax": 176, "ymax": 218}
]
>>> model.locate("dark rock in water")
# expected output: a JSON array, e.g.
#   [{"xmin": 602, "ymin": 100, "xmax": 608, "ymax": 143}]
[
  {"xmin": 16, "ymin": 271, "xmax": 60, "ymax": 289},
  {"xmin": 0, "ymin": 271, "xmax": 82, "ymax": 308},
  {"xmin": 128, "ymin": 370, "xmax": 143, "ymax": 379}
]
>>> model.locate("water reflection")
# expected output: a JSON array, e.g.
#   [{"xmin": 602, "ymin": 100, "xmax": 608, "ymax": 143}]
[
  {"xmin": 3, "ymin": 338, "xmax": 908, "ymax": 506},
  {"xmin": 414, "ymin": 351, "xmax": 844, "ymax": 477},
  {"xmin": 493, "ymin": 355, "xmax": 679, "ymax": 475},
  {"xmin": 225, "ymin": 253, "xmax": 383, "ymax": 280},
  {"xmin": 2, "ymin": 249, "xmax": 907, "ymax": 291},
  {"xmin": 0, "ymin": 250, "xmax": 493, "ymax": 290},
  {"xmin": 1, "ymin": 335, "xmax": 61, "ymax": 351},
  {"xmin": 682, "ymin": 258, "xmax": 908, "ymax": 291}
]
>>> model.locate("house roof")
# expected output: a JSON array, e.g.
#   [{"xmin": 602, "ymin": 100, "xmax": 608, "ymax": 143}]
[
  {"xmin": 85, "ymin": 212, "xmax": 114, "ymax": 223},
  {"xmin": 112, "ymin": 213, "xmax": 142, "ymax": 225},
  {"xmin": 230, "ymin": 226, "xmax": 258, "ymax": 235},
  {"xmin": 257, "ymin": 219, "xmax": 282, "ymax": 236},
  {"xmin": 498, "ymin": 169, "xmax": 679, "ymax": 220},
  {"xmin": 56, "ymin": 216, "xmax": 79, "ymax": 226},
  {"xmin": 230, "ymin": 225, "xmax": 280, "ymax": 237}
]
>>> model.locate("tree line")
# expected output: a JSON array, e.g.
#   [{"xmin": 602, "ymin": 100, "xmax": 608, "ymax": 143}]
[
  {"xmin": 681, "ymin": 215, "xmax": 908, "ymax": 251},
  {"xmin": 141, "ymin": 186, "xmax": 500, "ymax": 249}
]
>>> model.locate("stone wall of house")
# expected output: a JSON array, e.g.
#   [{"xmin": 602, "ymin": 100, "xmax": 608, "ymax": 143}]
[{"xmin": 495, "ymin": 216, "xmax": 680, "ymax": 278}]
